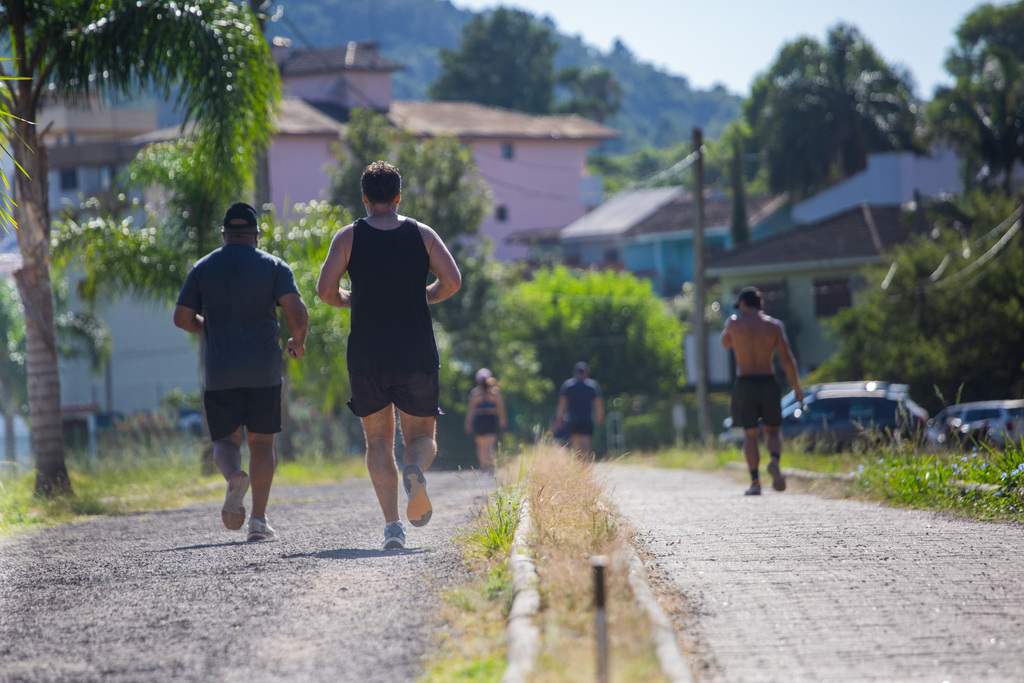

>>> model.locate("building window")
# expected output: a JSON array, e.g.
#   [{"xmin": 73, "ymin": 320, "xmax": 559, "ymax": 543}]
[
  {"xmin": 501, "ymin": 143, "xmax": 514, "ymax": 160},
  {"xmin": 495, "ymin": 205, "xmax": 508, "ymax": 222},
  {"xmin": 814, "ymin": 277, "xmax": 852, "ymax": 317},
  {"xmin": 59, "ymin": 168, "xmax": 78, "ymax": 191},
  {"xmin": 604, "ymin": 248, "xmax": 620, "ymax": 263}
]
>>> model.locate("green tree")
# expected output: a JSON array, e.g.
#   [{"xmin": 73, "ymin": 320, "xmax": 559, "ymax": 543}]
[
  {"xmin": 428, "ymin": 7, "xmax": 556, "ymax": 114},
  {"xmin": 497, "ymin": 266, "xmax": 686, "ymax": 399},
  {"xmin": 814, "ymin": 190, "xmax": 1024, "ymax": 413},
  {"xmin": 7, "ymin": 0, "xmax": 280, "ymax": 493},
  {"xmin": 927, "ymin": 2, "xmax": 1024, "ymax": 193},
  {"xmin": 728, "ymin": 133, "xmax": 750, "ymax": 246},
  {"xmin": 329, "ymin": 109, "xmax": 491, "ymax": 264},
  {"xmin": 258, "ymin": 202, "xmax": 354, "ymax": 424},
  {"xmin": 746, "ymin": 24, "xmax": 919, "ymax": 200},
  {"xmin": 554, "ymin": 65, "xmax": 623, "ymax": 123}
]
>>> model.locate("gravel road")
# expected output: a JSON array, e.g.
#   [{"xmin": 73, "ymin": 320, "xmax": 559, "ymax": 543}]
[
  {"xmin": 604, "ymin": 465, "xmax": 1024, "ymax": 682},
  {"xmin": 0, "ymin": 471, "xmax": 492, "ymax": 683}
]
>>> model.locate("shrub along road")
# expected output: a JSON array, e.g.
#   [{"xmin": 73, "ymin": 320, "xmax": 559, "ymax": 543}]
[
  {"xmin": 605, "ymin": 465, "xmax": 1024, "ymax": 681},
  {"xmin": 0, "ymin": 472, "xmax": 492, "ymax": 682}
]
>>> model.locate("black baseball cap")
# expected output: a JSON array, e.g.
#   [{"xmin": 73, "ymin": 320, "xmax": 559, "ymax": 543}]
[
  {"xmin": 573, "ymin": 361, "xmax": 589, "ymax": 374},
  {"xmin": 223, "ymin": 202, "xmax": 259, "ymax": 229},
  {"xmin": 734, "ymin": 286, "xmax": 762, "ymax": 309}
]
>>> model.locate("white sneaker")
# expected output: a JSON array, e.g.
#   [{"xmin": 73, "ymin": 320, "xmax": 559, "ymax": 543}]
[
  {"xmin": 221, "ymin": 471, "xmax": 249, "ymax": 530},
  {"xmin": 247, "ymin": 517, "xmax": 276, "ymax": 542}
]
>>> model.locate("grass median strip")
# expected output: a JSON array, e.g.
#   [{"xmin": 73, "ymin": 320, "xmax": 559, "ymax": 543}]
[{"xmin": 425, "ymin": 447, "xmax": 669, "ymax": 682}]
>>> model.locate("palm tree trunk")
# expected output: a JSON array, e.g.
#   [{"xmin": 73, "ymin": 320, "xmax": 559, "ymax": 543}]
[{"xmin": 12, "ymin": 120, "xmax": 71, "ymax": 495}]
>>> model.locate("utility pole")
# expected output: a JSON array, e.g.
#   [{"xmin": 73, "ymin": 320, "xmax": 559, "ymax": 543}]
[{"xmin": 692, "ymin": 128, "xmax": 711, "ymax": 444}]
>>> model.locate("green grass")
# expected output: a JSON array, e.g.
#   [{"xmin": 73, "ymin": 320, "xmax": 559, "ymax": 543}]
[
  {"xmin": 0, "ymin": 440, "xmax": 369, "ymax": 538},
  {"xmin": 850, "ymin": 440, "xmax": 1024, "ymax": 520},
  {"xmin": 643, "ymin": 437, "xmax": 1024, "ymax": 522},
  {"xmin": 420, "ymin": 476, "xmax": 523, "ymax": 682}
]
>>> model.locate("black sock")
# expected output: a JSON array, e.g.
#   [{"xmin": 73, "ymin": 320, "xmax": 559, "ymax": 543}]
[
  {"xmin": 750, "ymin": 469, "xmax": 759, "ymax": 482},
  {"xmin": 770, "ymin": 453, "xmax": 780, "ymax": 463}
]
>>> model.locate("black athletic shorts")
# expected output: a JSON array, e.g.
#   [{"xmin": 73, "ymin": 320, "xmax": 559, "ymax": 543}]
[
  {"xmin": 566, "ymin": 418, "xmax": 595, "ymax": 436},
  {"xmin": 472, "ymin": 413, "xmax": 500, "ymax": 436},
  {"xmin": 204, "ymin": 384, "xmax": 282, "ymax": 441},
  {"xmin": 347, "ymin": 371, "xmax": 442, "ymax": 418},
  {"xmin": 731, "ymin": 374, "xmax": 783, "ymax": 429}
]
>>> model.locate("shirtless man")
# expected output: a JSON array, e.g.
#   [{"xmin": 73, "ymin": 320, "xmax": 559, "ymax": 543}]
[{"xmin": 721, "ymin": 287, "xmax": 804, "ymax": 495}]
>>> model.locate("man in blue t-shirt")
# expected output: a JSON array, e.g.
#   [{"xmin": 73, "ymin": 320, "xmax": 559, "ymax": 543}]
[
  {"xmin": 556, "ymin": 361, "xmax": 605, "ymax": 457},
  {"xmin": 174, "ymin": 202, "xmax": 309, "ymax": 542}
]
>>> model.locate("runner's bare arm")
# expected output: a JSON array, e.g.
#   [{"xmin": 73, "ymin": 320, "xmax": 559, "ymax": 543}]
[
  {"xmin": 279, "ymin": 292, "xmax": 309, "ymax": 360},
  {"xmin": 593, "ymin": 395, "xmax": 606, "ymax": 427},
  {"xmin": 317, "ymin": 226, "xmax": 354, "ymax": 308},
  {"xmin": 721, "ymin": 317, "xmax": 736, "ymax": 349},
  {"xmin": 420, "ymin": 224, "xmax": 461, "ymax": 304},
  {"xmin": 774, "ymin": 321, "xmax": 804, "ymax": 403},
  {"xmin": 464, "ymin": 391, "xmax": 478, "ymax": 433},
  {"xmin": 555, "ymin": 395, "xmax": 568, "ymax": 425},
  {"xmin": 173, "ymin": 305, "xmax": 203, "ymax": 335},
  {"xmin": 496, "ymin": 390, "xmax": 508, "ymax": 430}
]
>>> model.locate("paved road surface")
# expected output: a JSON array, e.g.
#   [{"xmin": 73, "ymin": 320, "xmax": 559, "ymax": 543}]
[
  {"xmin": 0, "ymin": 471, "xmax": 491, "ymax": 683},
  {"xmin": 605, "ymin": 465, "xmax": 1024, "ymax": 682}
]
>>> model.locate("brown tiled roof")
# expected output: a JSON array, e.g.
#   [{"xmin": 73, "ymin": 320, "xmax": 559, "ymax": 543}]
[
  {"xmin": 387, "ymin": 101, "xmax": 619, "ymax": 141},
  {"xmin": 131, "ymin": 99, "xmax": 344, "ymax": 145},
  {"xmin": 706, "ymin": 204, "xmax": 912, "ymax": 273},
  {"xmin": 629, "ymin": 192, "xmax": 777, "ymax": 237},
  {"xmin": 274, "ymin": 98, "xmax": 346, "ymax": 136},
  {"xmin": 506, "ymin": 226, "xmax": 564, "ymax": 244},
  {"xmin": 277, "ymin": 42, "xmax": 404, "ymax": 76}
]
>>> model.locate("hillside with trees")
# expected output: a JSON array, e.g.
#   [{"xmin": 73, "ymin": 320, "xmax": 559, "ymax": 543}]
[{"xmin": 264, "ymin": 0, "xmax": 741, "ymax": 151}]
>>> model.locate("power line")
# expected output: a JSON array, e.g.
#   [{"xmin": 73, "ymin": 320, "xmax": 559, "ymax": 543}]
[
  {"xmin": 882, "ymin": 204, "xmax": 1023, "ymax": 298},
  {"xmin": 627, "ymin": 149, "xmax": 700, "ymax": 189}
]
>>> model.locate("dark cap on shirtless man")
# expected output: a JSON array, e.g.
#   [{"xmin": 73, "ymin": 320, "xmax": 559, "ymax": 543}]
[{"xmin": 735, "ymin": 286, "xmax": 762, "ymax": 310}]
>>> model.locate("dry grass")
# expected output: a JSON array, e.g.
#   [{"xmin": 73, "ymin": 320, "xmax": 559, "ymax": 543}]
[
  {"xmin": 421, "ymin": 445, "xmax": 670, "ymax": 681},
  {"xmin": 526, "ymin": 445, "xmax": 667, "ymax": 682}
]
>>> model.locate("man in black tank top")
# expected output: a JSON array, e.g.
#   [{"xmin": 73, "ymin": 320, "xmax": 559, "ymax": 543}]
[{"xmin": 317, "ymin": 161, "xmax": 461, "ymax": 550}]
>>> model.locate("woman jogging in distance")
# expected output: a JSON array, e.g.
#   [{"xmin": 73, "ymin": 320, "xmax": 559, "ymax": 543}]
[{"xmin": 464, "ymin": 368, "xmax": 507, "ymax": 473}]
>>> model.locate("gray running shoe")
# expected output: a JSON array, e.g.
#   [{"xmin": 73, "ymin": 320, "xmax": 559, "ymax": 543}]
[
  {"xmin": 221, "ymin": 470, "xmax": 249, "ymax": 530},
  {"xmin": 767, "ymin": 460, "xmax": 787, "ymax": 492},
  {"xmin": 246, "ymin": 517, "xmax": 276, "ymax": 542},
  {"xmin": 382, "ymin": 522, "xmax": 406, "ymax": 550},
  {"xmin": 403, "ymin": 465, "xmax": 432, "ymax": 527},
  {"xmin": 744, "ymin": 481, "xmax": 762, "ymax": 496}
]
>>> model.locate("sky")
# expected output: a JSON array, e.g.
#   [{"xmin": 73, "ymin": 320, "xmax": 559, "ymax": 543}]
[{"xmin": 452, "ymin": 0, "xmax": 1011, "ymax": 98}]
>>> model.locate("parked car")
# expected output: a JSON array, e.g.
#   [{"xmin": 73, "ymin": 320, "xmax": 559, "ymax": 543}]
[
  {"xmin": 719, "ymin": 381, "xmax": 926, "ymax": 449},
  {"xmin": 926, "ymin": 400, "xmax": 1024, "ymax": 449},
  {"xmin": 781, "ymin": 386, "xmax": 927, "ymax": 451}
]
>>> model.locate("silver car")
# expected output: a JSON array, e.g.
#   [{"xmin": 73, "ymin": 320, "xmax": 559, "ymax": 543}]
[{"xmin": 926, "ymin": 400, "xmax": 1024, "ymax": 449}]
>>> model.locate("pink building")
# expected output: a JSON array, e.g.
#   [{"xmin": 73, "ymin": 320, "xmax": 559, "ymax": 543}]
[{"xmin": 269, "ymin": 41, "xmax": 617, "ymax": 260}]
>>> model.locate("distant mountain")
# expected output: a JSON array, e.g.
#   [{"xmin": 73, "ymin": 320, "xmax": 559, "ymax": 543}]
[{"xmin": 266, "ymin": 0, "xmax": 742, "ymax": 152}]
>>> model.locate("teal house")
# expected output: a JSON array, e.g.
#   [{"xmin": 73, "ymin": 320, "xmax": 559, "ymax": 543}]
[{"xmin": 558, "ymin": 187, "xmax": 778, "ymax": 296}]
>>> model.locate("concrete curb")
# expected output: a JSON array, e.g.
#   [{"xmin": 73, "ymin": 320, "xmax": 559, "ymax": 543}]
[
  {"xmin": 625, "ymin": 549, "xmax": 694, "ymax": 683},
  {"xmin": 501, "ymin": 497, "xmax": 540, "ymax": 683}
]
